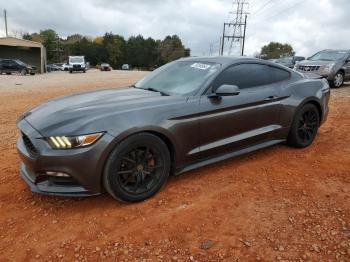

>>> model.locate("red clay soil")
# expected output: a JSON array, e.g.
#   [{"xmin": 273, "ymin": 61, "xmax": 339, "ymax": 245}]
[{"xmin": 0, "ymin": 73, "xmax": 349, "ymax": 261}]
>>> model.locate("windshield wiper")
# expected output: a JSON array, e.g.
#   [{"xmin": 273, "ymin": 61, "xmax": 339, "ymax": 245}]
[
  {"xmin": 143, "ymin": 87, "xmax": 170, "ymax": 96},
  {"xmin": 132, "ymin": 85, "xmax": 170, "ymax": 96}
]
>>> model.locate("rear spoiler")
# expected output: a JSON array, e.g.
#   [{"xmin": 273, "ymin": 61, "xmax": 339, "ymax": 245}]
[{"xmin": 303, "ymin": 73, "xmax": 323, "ymax": 79}]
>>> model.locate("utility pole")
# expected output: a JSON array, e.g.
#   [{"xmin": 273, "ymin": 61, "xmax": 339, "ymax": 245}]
[
  {"xmin": 4, "ymin": 9, "xmax": 8, "ymax": 37},
  {"xmin": 220, "ymin": 0, "xmax": 248, "ymax": 56},
  {"xmin": 241, "ymin": 14, "xmax": 248, "ymax": 56},
  {"xmin": 209, "ymin": 43, "xmax": 214, "ymax": 56}
]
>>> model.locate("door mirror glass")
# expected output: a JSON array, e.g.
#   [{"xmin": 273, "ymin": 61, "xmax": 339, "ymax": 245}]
[{"xmin": 210, "ymin": 84, "xmax": 240, "ymax": 97}]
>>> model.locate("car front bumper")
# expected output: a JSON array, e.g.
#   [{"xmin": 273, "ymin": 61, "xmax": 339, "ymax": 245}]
[{"xmin": 16, "ymin": 119, "xmax": 115, "ymax": 197}]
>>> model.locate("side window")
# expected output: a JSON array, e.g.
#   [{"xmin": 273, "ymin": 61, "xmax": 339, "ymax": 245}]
[
  {"xmin": 213, "ymin": 64, "xmax": 274, "ymax": 90},
  {"xmin": 213, "ymin": 63, "xmax": 290, "ymax": 90}
]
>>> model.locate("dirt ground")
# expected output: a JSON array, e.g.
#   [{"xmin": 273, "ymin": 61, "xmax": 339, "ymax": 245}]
[{"xmin": 0, "ymin": 70, "xmax": 349, "ymax": 262}]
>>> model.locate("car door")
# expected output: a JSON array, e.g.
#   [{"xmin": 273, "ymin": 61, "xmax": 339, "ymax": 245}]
[
  {"xmin": 9, "ymin": 60, "xmax": 19, "ymax": 72},
  {"xmin": 198, "ymin": 63, "xmax": 288, "ymax": 159},
  {"xmin": 344, "ymin": 54, "xmax": 350, "ymax": 80}
]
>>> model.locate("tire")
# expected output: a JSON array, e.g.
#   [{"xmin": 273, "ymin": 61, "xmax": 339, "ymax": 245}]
[
  {"xmin": 69, "ymin": 69, "xmax": 73, "ymax": 74},
  {"xmin": 103, "ymin": 133, "xmax": 171, "ymax": 202},
  {"xmin": 287, "ymin": 104, "xmax": 320, "ymax": 148},
  {"xmin": 83, "ymin": 69, "xmax": 86, "ymax": 73},
  {"xmin": 6, "ymin": 72, "xmax": 11, "ymax": 75},
  {"xmin": 330, "ymin": 71, "xmax": 344, "ymax": 88},
  {"xmin": 20, "ymin": 69, "xmax": 27, "ymax": 76}
]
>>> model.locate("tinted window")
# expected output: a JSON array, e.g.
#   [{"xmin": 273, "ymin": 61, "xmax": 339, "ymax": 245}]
[
  {"xmin": 0, "ymin": 60, "xmax": 9, "ymax": 66},
  {"xmin": 213, "ymin": 63, "xmax": 289, "ymax": 90},
  {"xmin": 269, "ymin": 66, "xmax": 290, "ymax": 83}
]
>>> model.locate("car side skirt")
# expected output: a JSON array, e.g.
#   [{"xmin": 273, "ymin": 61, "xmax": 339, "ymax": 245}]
[{"xmin": 175, "ymin": 139, "xmax": 285, "ymax": 175}]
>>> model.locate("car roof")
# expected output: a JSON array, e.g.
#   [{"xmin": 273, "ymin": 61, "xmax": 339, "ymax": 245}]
[
  {"xmin": 320, "ymin": 49, "xmax": 350, "ymax": 52},
  {"xmin": 178, "ymin": 56, "xmax": 288, "ymax": 68}
]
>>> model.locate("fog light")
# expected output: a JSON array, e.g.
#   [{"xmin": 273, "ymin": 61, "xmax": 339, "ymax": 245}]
[{"xmin": 46, "ymin": 171, "xmax": 70, "ymax": 177}]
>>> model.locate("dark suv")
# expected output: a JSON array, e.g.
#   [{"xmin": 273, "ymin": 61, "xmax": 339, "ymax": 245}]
[
  {"xmin": 0, "ymin": 59, "xmax": 36, "ymax": 75},
  {"xmin": 295, "ymin": 50, "xmax": 350, "ymax": 88}
]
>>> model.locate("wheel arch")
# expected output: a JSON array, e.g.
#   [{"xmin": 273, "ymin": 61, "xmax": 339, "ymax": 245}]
[
  {"xmin": 338, "ymin": 68, "xmax": 345, "ymax": 75},
  {"xmin": 298, "ymin": 98, "xmax": 323, "ymax": 124},
  {"xmin": 100, "ymin": 128, "xmax": 177, "ymax": 191}
]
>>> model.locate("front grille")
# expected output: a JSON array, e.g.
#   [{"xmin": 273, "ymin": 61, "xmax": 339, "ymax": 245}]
[
  {"xmin": 73, "ymin": 65, "xmax": 81, "ymax": 69},
  {"xmin": 298, "ymin": 65, "xmax": 321, "ymax": 72},
  {"xmin": 22, "ymin": 132, "xmax": 38, "ymax": 155}
]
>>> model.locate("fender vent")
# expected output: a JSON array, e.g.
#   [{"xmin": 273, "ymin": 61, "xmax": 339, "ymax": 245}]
[{"xmin": 22, "ymin": 132, "xmax": 38, "ymax": 156}]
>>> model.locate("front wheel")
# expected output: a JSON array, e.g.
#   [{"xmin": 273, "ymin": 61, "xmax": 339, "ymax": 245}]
[
  {"xmin": 331, "ymin": 71, "xmax": 344, "ymax": 88},
  {"xmin": 287, "ymin": 104, "xmax": 320, "ymax": 148},
  {"xmin": 103, "ymin": 133, "xmax": 171, "ymax": 202},
  {"xmin": 20, "ymin": 69, "xmax": 27, "ymax": 76}
]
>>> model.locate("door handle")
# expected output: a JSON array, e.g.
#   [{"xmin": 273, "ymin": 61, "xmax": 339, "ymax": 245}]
[{"xmin": 264, "ymin": 95, "xmax": 279, "ymax": 101}]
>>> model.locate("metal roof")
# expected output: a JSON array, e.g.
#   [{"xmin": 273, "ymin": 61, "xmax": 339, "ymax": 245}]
[{"xmin": 0, "ymin": 37, "xmax": 43, "ymax": 48}]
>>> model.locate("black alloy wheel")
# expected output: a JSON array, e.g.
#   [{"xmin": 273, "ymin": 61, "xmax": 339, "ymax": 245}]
[
  {"xmin": 104, "ymin": 133, "xmax": 170, "ymax": 202},
  {"xmin": 287, "ymin": 104, "xmax": 320, "ymax": 148}
]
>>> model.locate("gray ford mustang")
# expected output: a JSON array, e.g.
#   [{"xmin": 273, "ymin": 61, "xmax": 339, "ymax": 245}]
[{"xmin": 17, "ymin": 57, "xmax": 330, "ymax": 202}]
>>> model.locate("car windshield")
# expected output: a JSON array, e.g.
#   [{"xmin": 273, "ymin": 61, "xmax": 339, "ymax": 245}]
[
  {"xmin": 309, "ymin": 51, "xmax": 348, "ymax": 61},
  {"xmin": 276, "ymin": 57, "xmax": 293, "ymax": 63},
  {"xmin": 135, "ymin": 61, "xmax": 221, "ymax": 95},
  {"xmin": 15, "ymin": 59, "xmax": 26, "ymax": 66},
  {"xmin": 69, "ymin": 57, "xmax": 84, "ymax": 63}
]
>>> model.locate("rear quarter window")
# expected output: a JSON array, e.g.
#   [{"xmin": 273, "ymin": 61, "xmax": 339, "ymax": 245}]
[{"xmin": 269, "ymin": 66, "xmax": 291, "ymax": 83}]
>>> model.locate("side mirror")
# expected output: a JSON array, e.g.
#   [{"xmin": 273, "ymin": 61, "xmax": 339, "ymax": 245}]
[{"xmin": 209, "ymin": 84, "xmax": 240, "ymax": 98}]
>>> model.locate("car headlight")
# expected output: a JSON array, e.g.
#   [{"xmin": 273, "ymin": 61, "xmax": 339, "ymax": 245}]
[
  {"xmin": 321, "ymin": 63, "xmax": 335, "ymax": 74},
  {"xmin": 47, "ymin": 133, "xmax": 103, "ymax": 149}
]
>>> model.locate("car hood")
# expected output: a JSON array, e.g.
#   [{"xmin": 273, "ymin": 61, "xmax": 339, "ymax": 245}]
[
  {"xmin": 23, "ymin": 87, "xmax": 182, "ymax": 136},
  {"xmin": 298, "ymin": 60, "xmax": 336, "ymax": 66}
]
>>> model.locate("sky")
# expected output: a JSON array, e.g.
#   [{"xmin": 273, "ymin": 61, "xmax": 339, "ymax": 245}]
[{"xmin": 0, "ymin": 0, "xmax": 349, "ymax": 57}]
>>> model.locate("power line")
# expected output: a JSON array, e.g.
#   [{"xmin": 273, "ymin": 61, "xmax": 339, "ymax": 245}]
[
  {"xmin": 246, "ymin": 0, "xmax": 308, "ymax": 40},
  {"xmin": 251, "ymin": 0, "xmax": 276, "ymax": 16},
  {"xmin": 262, "ymin": 0, "xmax": 306, "ymax": 21}
]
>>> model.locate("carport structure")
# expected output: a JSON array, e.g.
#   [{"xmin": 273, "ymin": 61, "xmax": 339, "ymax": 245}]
[{"xmin": 0, "ymin": 37, "xmax": 46, "ymax": 73}]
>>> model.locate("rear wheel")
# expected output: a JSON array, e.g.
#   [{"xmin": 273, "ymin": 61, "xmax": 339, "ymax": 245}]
[
  {"xmin": 287, "ymin": 104, "xmax": 320, "ymax": 148},
  {"xmin": 103, "ymin": 133, "xmax": 171, "ymax": 202},
  {"xmin": 331, "ymin": 71, "xmax": 344, "ymax": 88}
]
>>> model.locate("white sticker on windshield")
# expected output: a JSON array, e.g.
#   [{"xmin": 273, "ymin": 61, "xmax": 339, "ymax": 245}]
[{"xmin": 191, "ymin": 63, "xmax": 211, "ymax": 70}]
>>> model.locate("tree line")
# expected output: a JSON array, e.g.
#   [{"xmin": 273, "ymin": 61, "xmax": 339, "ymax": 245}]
[
  {"xmin": 257, "ymin": 42, "xmax": 295, "ymax": 60},
  {"xmin": 23, "ymin": 29, "xmax": 191, "ymax": 70}
]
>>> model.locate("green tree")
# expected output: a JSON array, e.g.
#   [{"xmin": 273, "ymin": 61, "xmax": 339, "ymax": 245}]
[
  {"xmin": 102, "ymin": 33, "xmax": 125, "ymax": 68},
  {"xmin": 39, "ymin": 29, "xmax": 59, "ymax": 63},
  {"xmin": 260, "ymin": 42, "xmax": 295, "ymax": 59},
  {"xmin": 159, "ymin": 35, "xmax": 188, "ymax": 64}
]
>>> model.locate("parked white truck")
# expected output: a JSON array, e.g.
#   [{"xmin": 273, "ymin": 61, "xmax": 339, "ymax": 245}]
[{"xmin": 68, "ymin": 56, "xmax": 86, "ymax": 73}]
